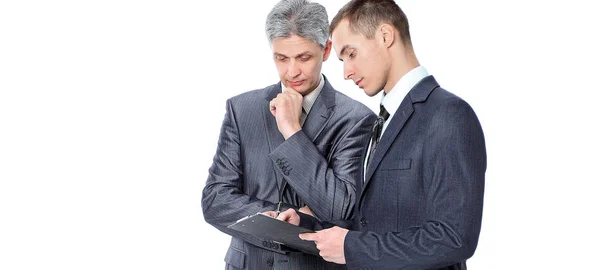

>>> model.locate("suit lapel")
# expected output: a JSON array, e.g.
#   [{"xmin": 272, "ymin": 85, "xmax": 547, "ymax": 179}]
[
  {"xmin": 302, "ymin": 77, "xmax": 335, "ymax": 142},
  {"xmin": 359, "ymin": 76, "xmax": 440, "ymax": 209}
]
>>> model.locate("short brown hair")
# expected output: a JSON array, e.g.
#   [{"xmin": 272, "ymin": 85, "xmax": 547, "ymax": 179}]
[{"xmin": 330, "ymin": 0, "xmax": 412, "ymax": 46}]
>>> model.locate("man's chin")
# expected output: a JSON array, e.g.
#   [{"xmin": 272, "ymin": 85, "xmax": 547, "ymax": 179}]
[
  {"xmin": 291, "ymin": 87, "xmax": 312, "ymax": 96},
  {"xmin": 364, "ymin": 88, "xmax": 380, "ymax": 97},
  {"xmin": 285, "ymin": 86, "xmax": 300, "ymax": 93}
]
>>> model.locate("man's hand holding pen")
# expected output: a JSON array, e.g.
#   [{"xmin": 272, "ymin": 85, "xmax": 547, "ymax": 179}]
[{"xmin": 264, "ymin": 205, "xmax": 312, "ymax": 220}]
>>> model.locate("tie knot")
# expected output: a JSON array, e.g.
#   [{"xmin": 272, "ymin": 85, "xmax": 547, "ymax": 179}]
[{"xmin": 379, "ymin": 105, "xmax": 390, "ymax": 121}]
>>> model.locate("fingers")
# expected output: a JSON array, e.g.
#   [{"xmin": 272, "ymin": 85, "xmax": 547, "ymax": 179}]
[
  {"xmin": 270, "ymin": 91, "xmax": 302, "ymax": 109},
  {"xmin": 269, "ymin": 100, "xmax": 276, "ymax": 116},
  {"xmin": 275, "ymin": 208, "xmax": 296, "ymax": 221},
  {"xmin": 269, "ymin": 91, "xmax": 303, "ymax": 139},
  {"xmin": 283, "ymin": 87, "xmax": 303, "ymax": 97},
  {"xmin": 263, "ymin": 211, "xmax": 277, "ymax": 218},
  {"xmin": 299, "ymin": 205, "xmax": 313, "ymax": 216},
  {"xmin": 299, "ymin": 232, "xmax": 317, "ymax": 241}
]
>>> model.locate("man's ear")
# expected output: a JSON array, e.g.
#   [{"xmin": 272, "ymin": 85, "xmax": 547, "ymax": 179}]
[
  {"xmin": 379, "ymin": 24, "xmax": 395, "ymax": 48},
  {"xmin": 322, "ymin": 40, "xmax": 332, "ymax": 61}
]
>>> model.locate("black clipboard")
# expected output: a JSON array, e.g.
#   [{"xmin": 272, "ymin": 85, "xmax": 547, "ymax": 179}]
[{"xmin": 227, "ymin": 213, "xmax": 319, "ymax": 255}]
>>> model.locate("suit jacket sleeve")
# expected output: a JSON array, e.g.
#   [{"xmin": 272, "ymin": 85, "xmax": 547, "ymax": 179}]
[
  {"xmin": 201, "ymin": 99, "xmax": 297, "ymax": 252},
  {"xmin": 344, "ymin": 100, "xmax": 487, "ymax": 269},
  {"xmin": 269, "ymin": 112, "xmax": 375, "ymax": 221}
]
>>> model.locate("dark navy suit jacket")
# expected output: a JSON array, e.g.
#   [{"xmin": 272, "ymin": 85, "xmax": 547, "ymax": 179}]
[{"xmin": 300, "ymin": 76, "xmax": 487, "ymax": 270}]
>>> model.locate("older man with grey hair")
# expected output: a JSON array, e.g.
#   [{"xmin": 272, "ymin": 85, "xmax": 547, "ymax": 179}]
[{"xmin": 202, "ymin": 0, "xmax": 375, "ymax": 269}]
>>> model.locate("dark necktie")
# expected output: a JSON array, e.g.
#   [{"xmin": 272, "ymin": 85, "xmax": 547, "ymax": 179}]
[{"xmin": 366, "ymin": 105, "xmax": 390, "ymax": 169}]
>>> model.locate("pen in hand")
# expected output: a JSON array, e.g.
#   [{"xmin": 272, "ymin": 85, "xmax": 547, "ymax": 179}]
[{"xmin": 275, "ymin": 201, "xmax": 282, "ymax": 218}]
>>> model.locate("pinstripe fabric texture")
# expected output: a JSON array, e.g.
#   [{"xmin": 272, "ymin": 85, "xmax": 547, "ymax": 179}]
[{"xmin": 202, "ymin": 76, "xmax": 376, "ymax": 270}]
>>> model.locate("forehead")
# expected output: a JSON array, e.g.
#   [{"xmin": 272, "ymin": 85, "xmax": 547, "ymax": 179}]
[
  {"xmin": 331, "ymin": 20, "xmax": 363, "ymax": 55},
  {"xmin": 271, "ymin": 34, "xmax": 321, "ymax": 55}
]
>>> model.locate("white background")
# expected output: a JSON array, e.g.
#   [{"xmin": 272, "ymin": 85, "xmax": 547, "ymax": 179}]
[{"xmin": 1, "ymin": 0, "xmax": 599, "ymax": 269}]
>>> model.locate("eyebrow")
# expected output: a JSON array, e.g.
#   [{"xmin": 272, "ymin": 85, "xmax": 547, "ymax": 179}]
[
  {"xmin": 338, "ymin": 45, "xmax": 351, "ymax": 61},
  {"xmin": 274, "ymin": 51, "xmax": 313, "ymax": 58}
]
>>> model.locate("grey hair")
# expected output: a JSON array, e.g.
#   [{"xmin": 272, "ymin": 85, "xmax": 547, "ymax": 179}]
[{"xmin": 265, "ymin": 0, "xmax": 329, "ymax": 48}]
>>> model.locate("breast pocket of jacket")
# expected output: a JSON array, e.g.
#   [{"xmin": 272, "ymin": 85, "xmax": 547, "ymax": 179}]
[
  {"xmin": 379, "ymin": 158, "xmax": 412, "ymax": 171},
  {"xmin": 379, "ymin": 158, "xmax": 413, "ymax": 191}
]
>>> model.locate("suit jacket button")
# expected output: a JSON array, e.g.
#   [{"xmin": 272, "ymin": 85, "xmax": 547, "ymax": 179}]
[
  {"xmin": 266, "ymin": 259, "xmax": 274, "ymax": 267},
  {"xmin": 360, "ymin": 217, "xmax": 367, "ymax": 227}
]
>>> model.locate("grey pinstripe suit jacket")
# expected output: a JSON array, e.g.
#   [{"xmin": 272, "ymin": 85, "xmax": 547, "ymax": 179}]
[{"xmin": 202, "ymin": 76, "xmax": 376, "ymax": 269}]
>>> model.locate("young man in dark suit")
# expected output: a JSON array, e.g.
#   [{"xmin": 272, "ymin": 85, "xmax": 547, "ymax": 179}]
[{"xmin": 274, "ymin": 1, "xmax": 487, "ymax": 269}]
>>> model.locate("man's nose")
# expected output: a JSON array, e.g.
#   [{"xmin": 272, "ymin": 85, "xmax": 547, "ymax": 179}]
[
  {"xmin": 344, "ymin": 63, "xmax": 353, "ymax": 80},
  {"xmin": 287, "ymin": 61, "xmax": 301, "ymax": 78}
]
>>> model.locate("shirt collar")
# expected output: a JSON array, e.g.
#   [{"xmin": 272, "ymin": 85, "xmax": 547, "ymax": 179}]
[
  {"xmin": 381, "ymin": 66, "xmax": 429, "ymax": 117},
  {"xmin": 281, "ymin": 74, "xmax": 325, "ymax": 114}
]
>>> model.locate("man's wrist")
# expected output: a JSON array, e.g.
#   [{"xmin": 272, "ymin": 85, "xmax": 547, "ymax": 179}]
[{"xmin": 282, "ymin": 126, "xmax": 302, "ymax": 140}]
